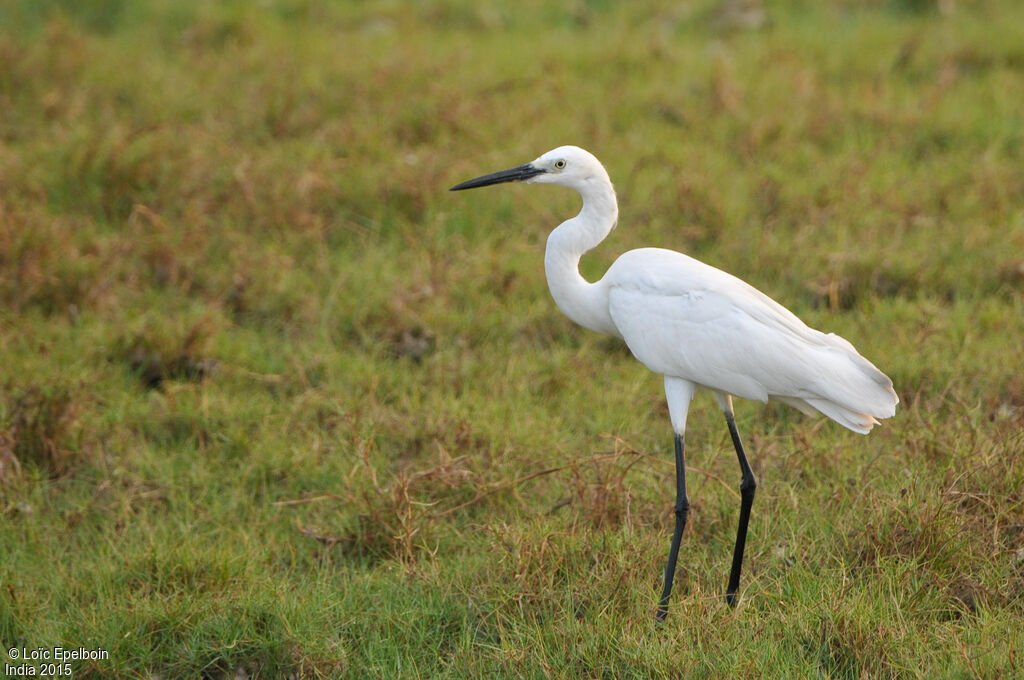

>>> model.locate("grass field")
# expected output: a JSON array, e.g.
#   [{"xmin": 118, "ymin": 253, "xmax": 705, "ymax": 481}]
[{"xmin": 2, "ymin": 0, "xmax": 1024, "ymax": 677}]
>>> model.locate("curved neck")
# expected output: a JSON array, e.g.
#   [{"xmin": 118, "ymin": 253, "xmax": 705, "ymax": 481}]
[{"xmin": 543, "ymin": 176, "xmax": 620, "ymax": 337}]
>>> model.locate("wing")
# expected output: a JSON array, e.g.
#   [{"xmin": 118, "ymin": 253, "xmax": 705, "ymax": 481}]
[{"xmin": 604, "ymin": 248, "xmax": 897, "ymax": 423}]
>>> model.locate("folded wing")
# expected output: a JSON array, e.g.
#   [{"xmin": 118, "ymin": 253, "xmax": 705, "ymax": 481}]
[{"xmin": 605, "ymin": 248, "xmax": 898, "ymax": 433}]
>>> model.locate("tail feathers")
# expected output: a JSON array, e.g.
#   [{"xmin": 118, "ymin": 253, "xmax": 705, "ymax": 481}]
[
  {"xmin": 804, "ymin": 397, "xmax": 881, "ymax": 435},
  {"xmin": 774, "ymin": 345, "xmax": 899, "ymax": 434},
  {"xmin": 810, "ymin": 344, "xmax": 899, "ymax": 421}
]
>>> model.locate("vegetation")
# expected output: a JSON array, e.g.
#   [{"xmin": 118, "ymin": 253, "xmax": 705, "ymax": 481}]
[{"xmin": 1, "ymin": 0, "xmax": 1023, "ymax": 677}]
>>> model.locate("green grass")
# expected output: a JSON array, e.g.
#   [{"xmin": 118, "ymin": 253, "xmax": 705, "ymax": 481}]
[{"xmin": 2, "ymin": 0, "xmax": 1023, "ymax": 677}]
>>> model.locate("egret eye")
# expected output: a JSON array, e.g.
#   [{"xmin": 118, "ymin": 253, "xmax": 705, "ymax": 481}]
[{"xmin": 554, "ymin": 159, "xmax": 566, "ymax": 169}]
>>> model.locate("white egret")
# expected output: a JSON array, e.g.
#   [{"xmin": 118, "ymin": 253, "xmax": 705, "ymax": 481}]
[{"xmin": 450, "ymin": 146, "xmax": 898, "ymax": 620}]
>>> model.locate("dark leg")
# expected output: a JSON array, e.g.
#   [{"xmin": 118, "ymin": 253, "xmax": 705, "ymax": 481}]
[
  {"xmin": 656, "ymin": 433, "xmax": 689, "ymax": 621},
  {"xmin": 724, "ymin": 411, "xmax": 756, "ymax": 606}
]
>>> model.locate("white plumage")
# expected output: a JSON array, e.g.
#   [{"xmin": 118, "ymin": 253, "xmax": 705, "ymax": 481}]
[
  {"xmin": 605, "ymin": 247, "xmax": 897, "ymax": 434},
  {"xmin": 451, "ymin": 145, "xmax": 898, "ymax": 618}
]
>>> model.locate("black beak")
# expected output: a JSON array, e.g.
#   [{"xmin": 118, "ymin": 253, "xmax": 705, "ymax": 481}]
[{"xmin": 449, "ymin": 163, "xmax": 546, "ymax": 191}]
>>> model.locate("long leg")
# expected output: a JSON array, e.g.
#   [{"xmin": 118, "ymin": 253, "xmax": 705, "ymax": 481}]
[
  {"xmin": 656, "ymin": 433, "xmax": 688, "ymax": 621},
  {"xmin": 657, "ymin": 377, "xmax": 696, "ymax": 621},
  {"xmin": 723, "ymin": 408, "xmax": 757, "ymax": 606}
]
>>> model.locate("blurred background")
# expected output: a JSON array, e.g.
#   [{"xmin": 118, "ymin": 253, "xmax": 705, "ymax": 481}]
[{"xmin": 1, "ymin": 0, "xmax": 1022, "ymax": 677}]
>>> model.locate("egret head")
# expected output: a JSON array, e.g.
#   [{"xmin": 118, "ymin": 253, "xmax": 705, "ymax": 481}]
[{"xmin": 449, "ymin": 145, "xmax": 609, "ymax": 192}]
